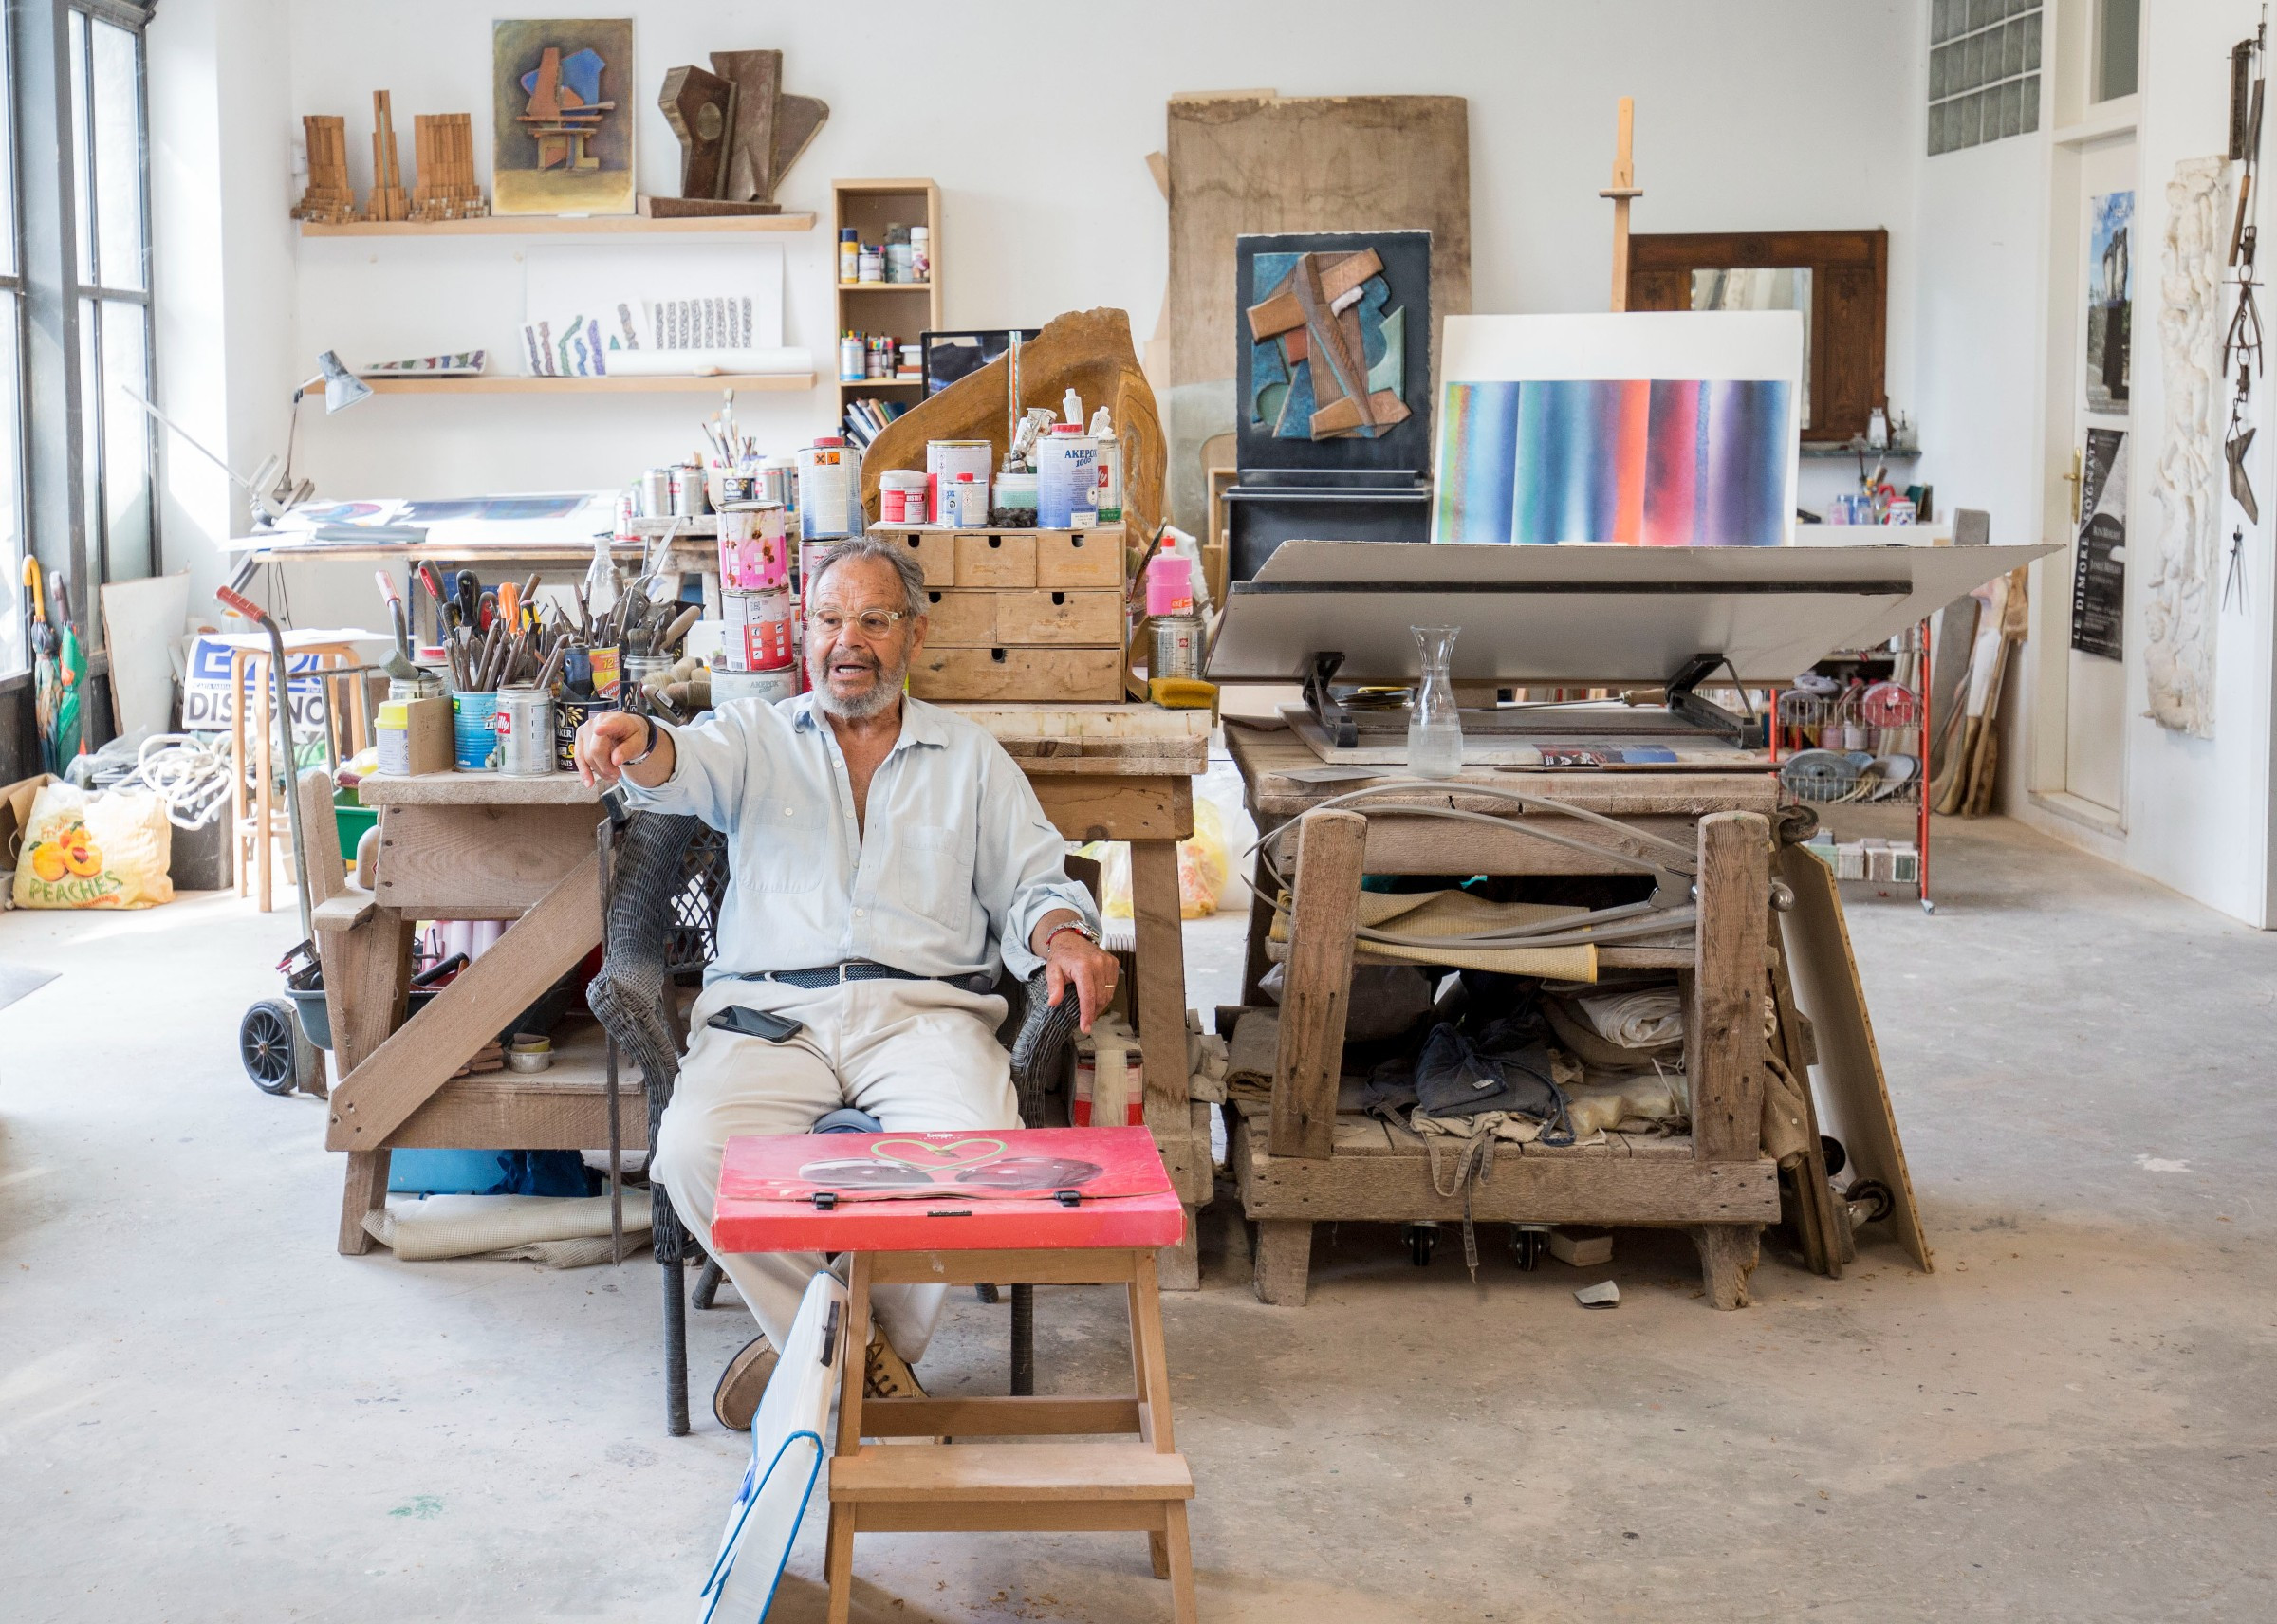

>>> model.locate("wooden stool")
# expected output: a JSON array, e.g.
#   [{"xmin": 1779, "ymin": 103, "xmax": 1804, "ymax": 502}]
[{"xmin": 713, "ymin": 1125, "xmax": 1197, "ymax": 1622}]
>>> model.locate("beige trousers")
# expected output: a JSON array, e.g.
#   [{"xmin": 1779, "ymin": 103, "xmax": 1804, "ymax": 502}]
[{"xmin": 650, "ymin": 976, "xmax": 1017, "ymax": 1362}]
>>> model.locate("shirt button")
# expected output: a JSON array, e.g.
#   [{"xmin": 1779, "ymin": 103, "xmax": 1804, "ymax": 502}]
[
  {"xmin": 784, "ymin": 806, "xmax": 795, "ymax": 816},
  {"xmin": 853, "ymin": 908, "xmax": 865, "ymax": 919}
]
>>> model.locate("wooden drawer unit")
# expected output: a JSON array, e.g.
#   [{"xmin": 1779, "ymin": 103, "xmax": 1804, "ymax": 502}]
[
  {"xmin": 1036, "ymin": 528, "xmax": 1123, "ymax": 588},
  {"xmin": 953, "ymin": 531, "xmax": 1038, "ymax": 587},
  {"xmin": 870, "ymin": 529, "xmax": 953, "ymax": 586},
  {"xmin": 923, "ymin": 589, "xmax": 1121, "ymax": 648},
  {"xmin": 910, "ymin": 646, "xmax": 1124, "ymax": 703}
]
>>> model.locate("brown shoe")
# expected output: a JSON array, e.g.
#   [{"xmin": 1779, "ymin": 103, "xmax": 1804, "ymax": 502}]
[
  {"xmin": 713, "ymin": 1334, "xmax": 778, "ymax": 1431},
  {"xmin": 863, "ymin": 1328, "xmax": 927, "ymax": 1400}
]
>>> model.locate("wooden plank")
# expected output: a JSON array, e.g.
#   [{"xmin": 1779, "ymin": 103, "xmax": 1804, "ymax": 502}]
[
  {"xmin": 1275, "ymin": 809, "xmax": 1706, "ymax": 877},
  {"xmin": 1128, "ymin": 838, "xmax": 1192, "ymax": 1130},
  {"xmin": 830, "ymin": 1442, "xmax": 1193, "ymax": 1502},
  {"xmin": 298, "ymin": 211, "xmax": 817, "ymax": 235},
  {"xmin": 1692, "ymin": 1225, "xmax": 1762, "ymax": 1310},
  {"xmin": 909, "ymin": 646, "xmax": 1122, "ymax": 703},
  {"xmin": 338, "ymin": 1153, "xmax": 392, "ymax": 1257},
  {"xmin": 1690, "ymin": 812, "xmax": 1770, "ymax": 1164},
  {"xmin": 295, "ymin": 768, "xmax": 346, "ymax": 907},
  {"xmin": 387, "ymin": 1080, "xmax": 650, "ymax": 1151},
  {"xmin": 1029, "ymin": 774, "xmax": 1193, "ymax": 843},
  {"xmin": 995, "ymin": 735, "xmax": 1209, "ymax": 776},
  {"xmin": 854, "ymin": 1502, "xmax": 1170, "ymax": 1534},
  {"xmin": 373, "ymin": 802, "xmax": 601, "ymax": 918},
  {"xmin": 327, "ymin": 852, "xmax": 602, "ymax": 1150},
  {"xmin": 939, "ymin": 700, "xmax": 1206, "ymax": 742},
  {"xmin": 860, "ymin": 1396, "xmax": 1142, "ymax": 1437},
  {"xmin": 312, "ymin": 894, "xmax": 375, "ymax": 932},
  {"xmin": 866, "ymin": 1248, "xmax": 1141, "ymax": 1287},
  {"xmin": 1126, "ymin": 1249, "xmax": 1177, "ymax": 1452},
  {"xmin": 1236, "ymin": 1116, "xmax": 1780, "ymax": 1223},
  {"xmin": 952, "ymin": 531, "xmax": 1038, "ymax": 587},
  {"xmin": 357, "ymin": 770, "xmax": 602, "ymax": 807},
  {"xmin": 1268, "ymin": 810, "xmax": 1368, "ymax": 1160},
  {"xmin": 318, "ymin": 901, "xmax": 414, "ymax": 1254},
  {"xmin": 357, "ymin": 373, "xmax": 817, "ymax": 396},
  {"xmin": 1777, "ymin": 844, "xmax": 1933, "ymax": 1271}
]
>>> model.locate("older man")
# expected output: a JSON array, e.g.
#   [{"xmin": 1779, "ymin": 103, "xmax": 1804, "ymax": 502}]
[{"xmin": 575, "ymin": 535, "xmax": 1119, "ymax": 1427}]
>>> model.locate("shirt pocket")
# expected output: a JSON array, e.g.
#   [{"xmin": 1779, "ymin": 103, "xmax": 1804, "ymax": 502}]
[
  {"xmin": 744, "ymin": 798, "xmax": 831, "ymax": 894},
  {"xmin": 897, "ymin": 821, "xmax": 973, "ymax": 934}
]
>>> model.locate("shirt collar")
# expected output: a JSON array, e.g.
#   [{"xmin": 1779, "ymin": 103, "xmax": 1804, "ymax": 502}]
[{"xmin": 791, "ymin": 692, "xmax": 949, "ymax": 753}]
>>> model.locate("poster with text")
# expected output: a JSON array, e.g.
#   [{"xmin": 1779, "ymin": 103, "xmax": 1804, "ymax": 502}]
[
  {"xmin": 2070, "ymin": 427, "xmax": 2126, "ymax": 660},
  {"xmin": 2085, "ymin": 190, "xmax": 2133, "ymax": 414}
]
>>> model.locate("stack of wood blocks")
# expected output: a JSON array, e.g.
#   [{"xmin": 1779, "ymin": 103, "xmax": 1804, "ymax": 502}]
[
  {"xmin": 291, "ymin": 115, "xmax": 359, "ymax": 223},
  {"xmin": 409, "ymin": 113, "xmax": 487, "ymax": 220},
  {"xmin": 855, "ymin": 525, "xmax": 1127, "ymax": 702},
  {"xmin": 364, "ymin": 90, "xmax": 410, "ymax": 223}
]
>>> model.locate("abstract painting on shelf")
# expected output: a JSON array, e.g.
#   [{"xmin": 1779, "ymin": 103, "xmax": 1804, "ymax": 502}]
[
  {"xmin": 1431, "ymin": 311, "xmax": 1802, "ymax": 547},
  {"xmin": 491, "ymin": 18, "xmax": 634, "ymax": 217}
]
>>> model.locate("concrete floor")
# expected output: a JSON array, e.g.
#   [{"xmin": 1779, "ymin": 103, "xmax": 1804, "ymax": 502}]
[{"xmin": 4, "ymin": 813, "xmax": 2275, "ymax": 1622}]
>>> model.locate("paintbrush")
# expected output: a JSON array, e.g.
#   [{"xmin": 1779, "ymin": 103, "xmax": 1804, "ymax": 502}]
[{"xmin": 658, "ymin": 605, "xmax": 701, "ymax": 654}]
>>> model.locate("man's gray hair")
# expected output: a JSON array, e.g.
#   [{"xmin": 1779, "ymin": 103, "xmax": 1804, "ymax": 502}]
[{"xmin": 804, "ymin": 534, "xmax": 928, "ymax": 615}]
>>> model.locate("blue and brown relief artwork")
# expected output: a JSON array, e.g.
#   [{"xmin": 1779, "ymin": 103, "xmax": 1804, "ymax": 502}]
[{"xmin": 1247, "ymin": 248, "xmax": 1412, "ymax": 441}]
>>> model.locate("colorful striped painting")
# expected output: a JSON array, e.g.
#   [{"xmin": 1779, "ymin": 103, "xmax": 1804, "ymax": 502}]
[{"xmin": 1435, "ymin": 377, "xmax": 1794, "ymax": 546}]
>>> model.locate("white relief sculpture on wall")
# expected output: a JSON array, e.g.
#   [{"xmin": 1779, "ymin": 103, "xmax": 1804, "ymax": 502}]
[{"xmin": 2147, "ymin": 157, "xmax": 2228, "ymax": 740}]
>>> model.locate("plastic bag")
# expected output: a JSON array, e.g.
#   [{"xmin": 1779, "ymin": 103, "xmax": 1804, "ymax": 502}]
[
  {"xmin": 1088, "ymin": 799, "xmax": 1232, "ymax": 921},
  {"xmin": 9, "ymin": 781, "xmax": 175, "ymax": 909}
]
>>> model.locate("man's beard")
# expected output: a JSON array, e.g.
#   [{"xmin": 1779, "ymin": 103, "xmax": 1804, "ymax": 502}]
[{"xmin": 811, "ymin": 645, "xmax": 910, "ymax": 719}]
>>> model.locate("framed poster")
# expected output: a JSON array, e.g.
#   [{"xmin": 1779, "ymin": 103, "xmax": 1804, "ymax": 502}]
[
  {"xmin": 491, "ymin": 18, "xmax": 635, "ymax": 216},
  {"xmin": 2085, "ymin": 190, "xmax": 2133, "ymax": 414},
  {"xmin": 2070, "ymin": 426, "xmax": 2126, "ymax": 660}
]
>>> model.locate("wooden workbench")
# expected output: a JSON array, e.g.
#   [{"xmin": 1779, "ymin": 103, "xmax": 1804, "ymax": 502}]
[
  {"xmin": 1223, "ymin": 719, "xmax": 1786, "ymax": 1309},
  {"xmin": 317, "ymin": 771, "xmax": 622, "ymax": 1253}
]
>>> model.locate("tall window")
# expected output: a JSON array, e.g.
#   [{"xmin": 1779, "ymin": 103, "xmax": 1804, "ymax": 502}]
[
  {"xmin": 1, "ymin": 20, "xmax": 26, "ymax": 679},
  {"xmin": 69, "ymin": 6, "xmax": 156, "ymax": 589}
]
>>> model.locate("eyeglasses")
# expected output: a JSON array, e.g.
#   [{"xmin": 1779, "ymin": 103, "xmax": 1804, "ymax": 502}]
[{"xmin": 808, "ymin": 607, "xmax": 911, "ymax": 640}]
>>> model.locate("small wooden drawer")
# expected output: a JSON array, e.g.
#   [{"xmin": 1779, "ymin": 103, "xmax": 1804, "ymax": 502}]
[
  {"xmin": 1036, "ymin": 528, "xmax": 1122, "ymax": 588},
  {"xmin": 876, "ymin": 529, "xmax": 953, "ymax": 587},
  {"xmin": 953, "ymin": 531, "xmax": 1038, "ymax": 587},
  {"xmin": 923, "ymin": 589, "xmax": 1122, "ymax": 647},
  {"xmin": 910, "ymin": 645, "xmax": 1124, "ymax": 703}
]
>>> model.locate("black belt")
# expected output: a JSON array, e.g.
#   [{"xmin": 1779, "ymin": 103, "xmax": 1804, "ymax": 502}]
[{"xmin": 735, "ymin": 960, "xmax": 995, "ymax": 995}]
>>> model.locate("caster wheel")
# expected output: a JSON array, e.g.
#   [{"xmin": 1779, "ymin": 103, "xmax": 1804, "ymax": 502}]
[
  {"xmin": 1403, "ymin": 1222, "xmax": 1437, "ymax": 1266},
  {"xmin": 1820, "ymin": 1135, "xmax": 1848, "ymax": 1177},
  {"xmin": 239, "ymin": 999, "xmax": 302, "ymax": 1096},
  {"xmin": 1846, "ymin": 1178, "xmax": 1895, "ymax": 1225},
  {"xmin": 1510, "ymin": 1226, "xmax": 1549, "ymax": 1270}
]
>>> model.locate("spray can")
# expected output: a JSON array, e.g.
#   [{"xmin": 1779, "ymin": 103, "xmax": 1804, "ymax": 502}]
[
  {"xmin": 1087, "ymin": 407, "xmax": 1123, "ymax": 523},
  {"xmin": 838, "ymin": 228, "xmax": 859, "ymax": 283}
]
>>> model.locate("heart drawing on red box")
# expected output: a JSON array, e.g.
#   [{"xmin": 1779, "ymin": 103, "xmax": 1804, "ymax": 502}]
[{"xmin": 868, "ymin": 1136, "xmax": 1006, "ymax": 1172}]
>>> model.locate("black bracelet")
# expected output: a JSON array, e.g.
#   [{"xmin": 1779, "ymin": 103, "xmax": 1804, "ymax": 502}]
[{"xmin": 623, "ymin": 714, "xmax": 660, "ymax": 767}]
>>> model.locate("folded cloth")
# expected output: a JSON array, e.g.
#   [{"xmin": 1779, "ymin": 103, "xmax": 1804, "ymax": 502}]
[
  {"xmin": 1543, "ymin": 998, "xmax": 1681, "ymax": 1069},
  {"xmin": 1226, "ymin": 1008, "xmax": 1279, "ymax": 1088},
  {"xmin": 362, "ymin": 1190, "xmax": 653, "ymax": 1263},
  {"xmin": 1412, "ymin": 1019, "xmax": 1574, "ymax": 1134},
  {"xmin": 1575, "ymin": 986, "xmax": 1684, "ymax": 1048},
  {"xmin": 1564, "ymin": 1070, "xmax": 1688, "ymax": 1137}
]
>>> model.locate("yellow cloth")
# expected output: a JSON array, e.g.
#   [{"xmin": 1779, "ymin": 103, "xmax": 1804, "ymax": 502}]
[{"xmin": 1271, "ymin": 887, "xmax": 1599, "ymax": 983}]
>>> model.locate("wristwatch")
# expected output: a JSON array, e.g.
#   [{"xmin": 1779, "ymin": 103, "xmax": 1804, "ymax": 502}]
[{"xmin": 1042, "ymin": 919, "xmax": 1097, "ymax": 953}]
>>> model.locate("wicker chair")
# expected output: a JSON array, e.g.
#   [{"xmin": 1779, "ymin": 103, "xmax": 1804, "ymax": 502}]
[{"xmin": 586, "ymin": 809, "xmax": 1079, "ymax": 1436}]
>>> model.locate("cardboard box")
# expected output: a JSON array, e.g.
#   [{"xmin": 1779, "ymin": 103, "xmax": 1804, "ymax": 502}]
[
  {"xmin": 403, "ymin": 695, "xmax": 455, "ymax": 775},
  {"xmin": 1, "ymin": 773, "xmax": 57, "ymax": 871}
]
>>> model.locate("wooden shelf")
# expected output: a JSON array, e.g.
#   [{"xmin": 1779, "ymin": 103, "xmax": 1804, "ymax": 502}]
[
  {"xmin": 360, "ymin": 372, "xmax": 816, "ymax": 396},
  {"xmin": 299, "ymin": 212, "xmax": 817, "ymax": 237},
  {"xmin": 834, "ymin": 177, "xmax": 941, "ymax": 445},
  {"xmin": 838, "ymin": 377, "xmax": 925, "ymax": 389},
  {"xmin": 836, "ymin": 281, "xmax": 935, "ymax": 292}
]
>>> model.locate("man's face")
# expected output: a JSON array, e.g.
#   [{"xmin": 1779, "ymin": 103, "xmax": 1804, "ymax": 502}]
[{"xmin": 805, "ymin": 555, "xmax": 926, "ymax": 719}]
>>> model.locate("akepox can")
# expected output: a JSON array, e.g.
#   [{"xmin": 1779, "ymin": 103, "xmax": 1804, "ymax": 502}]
[{"xmin": 494, "ymin": 684, "xmax": 556, "ymax": 776}]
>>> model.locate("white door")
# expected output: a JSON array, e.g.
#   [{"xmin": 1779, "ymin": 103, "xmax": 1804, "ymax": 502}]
[{"xmin": 2062, "ymin": 135, "xmax": 2135, "ymax": 814}]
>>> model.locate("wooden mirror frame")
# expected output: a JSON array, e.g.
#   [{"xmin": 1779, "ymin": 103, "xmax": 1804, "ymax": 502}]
[{"xmin": 1626, "ymin": 229, "xmax": 1888, "ymax": 443}]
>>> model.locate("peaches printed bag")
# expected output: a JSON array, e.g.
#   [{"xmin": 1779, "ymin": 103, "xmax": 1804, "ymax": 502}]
[{"xmin": 9, "ymin": 781, "xmax": 174, "ymax": 909}]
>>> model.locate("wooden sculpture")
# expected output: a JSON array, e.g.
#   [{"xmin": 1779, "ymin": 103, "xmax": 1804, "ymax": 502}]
[
  {"xmin": 860, "ymin": 307, "xmax": 1167, "ymax": 544},
  {"xmin": 365, "ymin": 91, "xmax": 409, "ymax": 223},
  {"xmin": 643, "ymin": 48, "xmax": 828, "ymax": 217},
  {"xmin": 409, "ymin": 113, "xmax": 487, "ymax": 221},
  {"xmin": 291, "ymin": 115, "xmax": 358, "ymax": 223}
]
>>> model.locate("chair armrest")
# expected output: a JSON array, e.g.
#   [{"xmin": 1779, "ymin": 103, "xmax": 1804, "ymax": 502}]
[{"xmin": 1009, "ymin": 969, "xmax": 1080, "ymax": 1128}]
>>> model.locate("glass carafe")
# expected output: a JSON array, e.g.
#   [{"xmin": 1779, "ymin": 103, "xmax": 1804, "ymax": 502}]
[{"xmin": 1406, "ymin": 625, "xmax": 1464, "ymax": 779}]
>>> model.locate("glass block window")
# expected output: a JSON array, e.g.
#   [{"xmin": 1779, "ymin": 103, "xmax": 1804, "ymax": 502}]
[{"xmin": 1929, "ymin": 0, "xmax": 2042, "ymax": 156}]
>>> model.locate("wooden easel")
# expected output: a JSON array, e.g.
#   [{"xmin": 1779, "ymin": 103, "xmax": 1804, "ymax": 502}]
[{"xmin": 1600, "ymin": 96, "xmax": 1642, "ymax": 312}]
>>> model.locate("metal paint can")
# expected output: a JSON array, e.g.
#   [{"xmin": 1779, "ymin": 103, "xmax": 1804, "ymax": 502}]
[
  {"xmin": 797, "ymin": 440, "xmax": 858, "ymax": 540},
  {"xmin": 639, "ymin": 467, "xmax": 673, "ymax": 518},
  {"xmin": 494, "ymin": 684, "xmax": 557, "ymax": 776},
  {"xmin": 1036, "ymin": 431, "xmax": 1100, "ymax": 527},
  {"xmin": 710, "ymin": 667, "xmax": 798, "ymax": 707},
  {"xmin": 554, "ymin": 694, "xmax": 614, "ymax": 771},
  {"xmin": 669, "ymin": 464, "xmax": 711, "ymax": 518},
  {"xmin": 950, "ymin": 472, "xmax": 990, "ymax": 526},
  {"xmin": 757, "ymin": 460, "xmax": 793, "ymax": 509},
  {"xmin": 879, "ymin": 470, "xmax": 929, "ymax": 526},
  {"xmin": 925, "ymin": 439, "xmax": 993, "ymax": 525},
  {"xmin": 1151, "ymin": 616, "xmax": 1202, "ymax": 681}
]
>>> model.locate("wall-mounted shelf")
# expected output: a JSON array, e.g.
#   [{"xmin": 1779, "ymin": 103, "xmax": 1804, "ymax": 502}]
[
  {"xmin": 361, "ymin": 372, "xmax": 816, "ymax": 396},
  {"xmin": 299, "ymin": 212, "xmax": 817, "ymax": 238},
  {"xmin": 835, "ymin": 376, "xmax": 924, "ymax": 392},
  {"xmin": 1801, "ymin": 439, "xmax": 1922, "ymax": 460},
  {"xmin": 836, "ymin": 282, "xmax": 935, "ymax": 292}
]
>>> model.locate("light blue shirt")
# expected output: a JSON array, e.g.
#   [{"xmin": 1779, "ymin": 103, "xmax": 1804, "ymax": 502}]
[{"xmin": 619, "ymin": 693, "xmax": 1097, "ymax": 984}]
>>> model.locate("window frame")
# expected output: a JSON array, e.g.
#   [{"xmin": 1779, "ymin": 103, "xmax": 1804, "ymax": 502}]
[{"xmin": 0, "ymin": 13, "xmax": 29, "ymax": 683}]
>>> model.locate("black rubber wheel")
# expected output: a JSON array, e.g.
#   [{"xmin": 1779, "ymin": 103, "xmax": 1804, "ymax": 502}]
[
  {"xmin": 1847, "ymin": 1178, "xmax": 1896, "ymax": 1225},
  {"xmin": 240, "ymin": 999, "xmax": 302, "ymax": 1096},
  {"xmin": 1404, "ymin": 1223, "xmax": 1437, "ymax": 1266},
  {"xmin": 1821, "ymin": 1135, "xmax": 1849, "ymax": 1177},
  {"xmin": 1511, "ymin": 1227, "xmax": 1548, "ymax": 1271}
]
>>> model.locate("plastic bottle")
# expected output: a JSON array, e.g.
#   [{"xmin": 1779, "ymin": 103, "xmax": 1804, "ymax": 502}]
[
  {"xmin": 1063, "ymin": 387, "xmax": 1083, "ymax": 427},
  {"xmin": 1087, "ymin": 406, "xmax": 1123, "ymax": 523}
]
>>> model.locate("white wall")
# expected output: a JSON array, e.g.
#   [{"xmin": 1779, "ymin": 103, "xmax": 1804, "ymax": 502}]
[
  {"xmin": 1914, "ymin": 0, "xmax": 2277, "ymax": 926},
  {"xmin": 145, "ymin": 0, "xmax": 1925, "ymax": 625}
]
